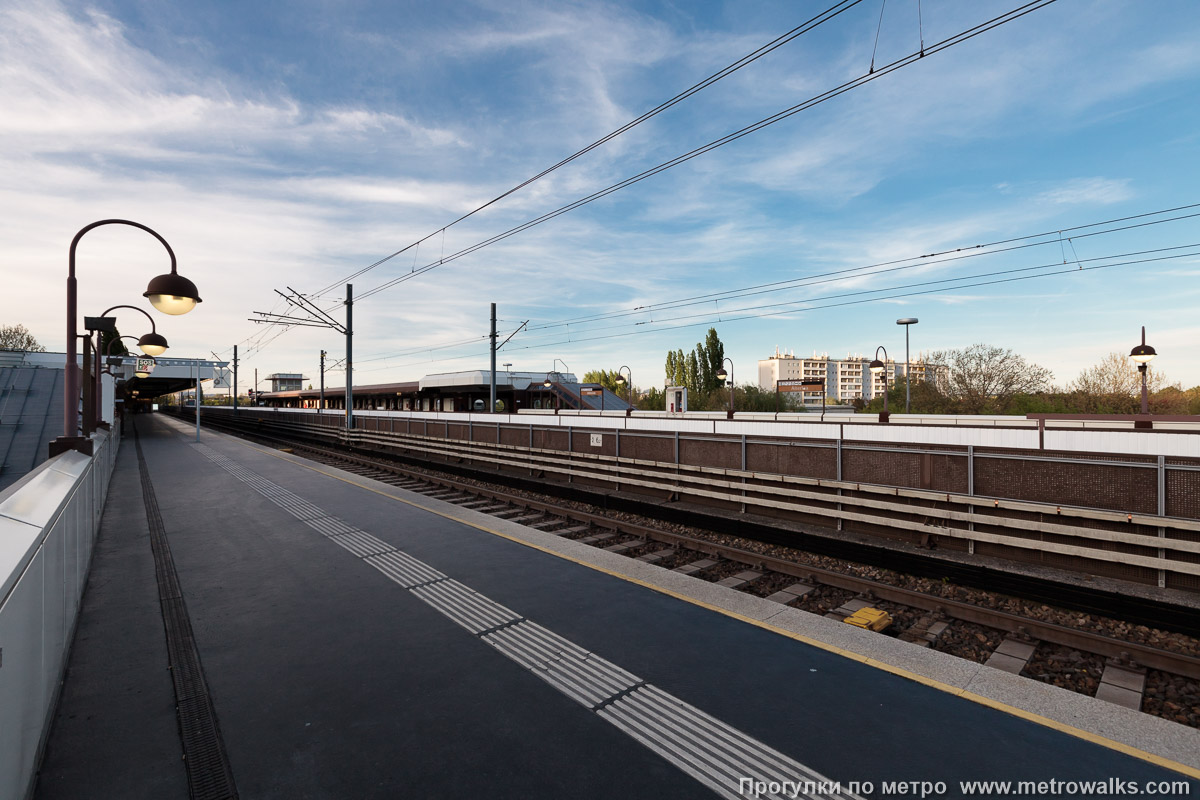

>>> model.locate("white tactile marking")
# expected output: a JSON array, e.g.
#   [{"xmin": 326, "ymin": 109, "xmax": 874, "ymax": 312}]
[
  {"xmin": 365, "ymin": 551, "xmax": 447, "ymax": 588},
  {"xmin": 191, "ymin": 441, "xmax": 860, "ymax": 800}
]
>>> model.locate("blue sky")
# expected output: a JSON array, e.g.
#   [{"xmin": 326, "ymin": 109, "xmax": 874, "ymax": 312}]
[{"xmin": 3, "ymin": 0, "xmax": 1200, "ymax": 393}]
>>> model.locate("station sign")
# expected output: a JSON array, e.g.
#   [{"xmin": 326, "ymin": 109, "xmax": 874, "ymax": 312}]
[
  {"xmin": 778, "ymin": 379, "xmax": 824, "ymax": 393},
  {"xmin": 581, "ymin": 387, "xmax": 603, "ymax": 396},
  {"xmin": 135, "ymin": 357, "xmax": 156, "ymax": 375}
]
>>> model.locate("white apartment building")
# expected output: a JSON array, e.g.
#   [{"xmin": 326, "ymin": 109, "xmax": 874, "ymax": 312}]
[{"xmin": 759, "ymin": 348, "xmax": 946, "ymax": 404}]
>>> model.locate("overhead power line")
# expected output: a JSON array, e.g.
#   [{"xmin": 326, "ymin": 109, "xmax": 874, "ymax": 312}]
[
  {"xmin": 350, "ymin": 241, "xmax": 1198, "ymax": 375},
  {"xmin": 353, "ymin": 0, "xmax": 1061, "ymax": 303},
  {"xmin": 311, "ymin": 0, "xmax": 867, "ymax": 298},
  {"xmin": 525, "ymin": 205, "xmax": 1200, "ymax": 332}
]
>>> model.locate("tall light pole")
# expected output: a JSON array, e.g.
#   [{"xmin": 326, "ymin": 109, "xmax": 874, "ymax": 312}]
[
  {"xmin": 896, "ymin": 318, "xmax": 918, "ymax": 414},
  {"xmin": 54, "ymin": 219, "xmax": 200, "ymax": 456},
  {"xmin": 869, "ymin": 345, "xmax": 890, "ymax": 423},
  {"xmin": 715, "ymin": 358, "xmax": 734, "ymax": 419},
  {"xmin": 1130, "ymin": 326, "xmax": 1157, "ymax": 429}
]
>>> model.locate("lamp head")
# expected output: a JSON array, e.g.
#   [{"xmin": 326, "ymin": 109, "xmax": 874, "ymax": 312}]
[
  {"xmin": 1130, "ymin": 344, "xmax": 1156, "ymax": 364},
  {"xmin": 716, "ymin": 367, "xmax": 728, "ymax": 382},
  {"xmin": 137, "ymin": 331, "xmax": 169, "ymax": 356},
  {"xmin": 144, "ymin": 271, "xmax": 202, "ymax": 315},
  {"xmin": 896, "ymin": 318, "xmax": 919, "ymax": 325},
  {"xmin": 615, "ymin": 375, "xmax": 625, "ymax": 385},
  {"xmin": 869, "ymin": 359, "xmax": 885, "ymax": 374},
  {"xmin": 543, "ymin": 378, "xmax": 553, "ymax": 388}
]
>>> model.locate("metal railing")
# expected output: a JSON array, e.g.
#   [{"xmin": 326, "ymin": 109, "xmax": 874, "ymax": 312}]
[{"xmin": 0, "ymin": 423, "xmax": 120, "ymax": 800}]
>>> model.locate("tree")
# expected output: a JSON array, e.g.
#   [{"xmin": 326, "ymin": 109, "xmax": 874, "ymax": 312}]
[
  {"xmin": 699, "ymin": 328, "xmax": 725, "ymax": 393},
  {"xmin": 685, "ymin": 350, "xmax": 700, "ymax": 392},
  {"xmin": 582, "ymin": 369, "xmax": 623, "ymax": 394},
  {"xmin": 99, "ymin": 328, "xmax": 128, "ymax": 357},
  {"xmin": 0, "ymin": 324, "xmax": 46, "ymax": 352},
  {"xmin": 639, "ymin": 386, "xmax": 665, "ymax": 411},
  {"xmin": 865, "ymin": 376, "xmax": 956, "ymax": 415},
  {"xmin": 1067, "ymin": 352, "xmax": 1168, "ymax": 413},
  {"xmin": 928, "ymin": 344, "xmax": 1053, "ymax": 415}
]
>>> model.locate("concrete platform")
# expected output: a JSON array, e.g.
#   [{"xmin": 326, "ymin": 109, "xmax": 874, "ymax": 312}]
[{"xmin": 35, "ymin": 414, "xmax": 1200, "ymax": 798}]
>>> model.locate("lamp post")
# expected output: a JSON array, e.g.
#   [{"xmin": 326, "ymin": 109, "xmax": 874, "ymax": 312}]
[
  {"xmin": 869, "ymin": 346, "xmax": 890, "ymax": 423},
  {"xmin": 615, "ymin": 365, "xmax": 633, "ymax": 416},
  {"xmin": 1130, "ymin": 326, "xmax": 1157, "ymax": 429},
  {"xmin": 715, "ymin": 358, "xmax": 734, "ymax": 419},
  {"xmin": 542, "ymin": 371, "xmax": 560, "ymax": 412},
  {"xmin": 55, "ymin": 220, "xmax": 200, "ymax": 455},
  {"xmin": 91, "ymin": 304, "xmax": 171, "ymax": 428},
  {"xmin": 896, "ymin": 318, "xmax": 918, "ymax": 414}
]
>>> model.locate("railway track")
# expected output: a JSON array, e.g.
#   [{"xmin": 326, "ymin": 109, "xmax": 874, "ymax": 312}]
[{"xmin": 206, "ymin": 415, "xmax": 1200, "ymax": 727}]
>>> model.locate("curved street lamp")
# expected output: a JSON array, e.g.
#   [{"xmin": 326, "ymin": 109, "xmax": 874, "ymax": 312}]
[
  {"xmin": 99, "ymin": 305, "xmax": 170, "ymax": 356},
  {"xmin": 869, "ymin": 345, "xmax": 891, "ymax": 423},
  {"xmin": 59, "ymin": 219, "xmax": 201, "ymax": 450},
  {"xmin": 715, "ymin": 357, "xmax": 734, "ymax": 419},
  {"xmin": 615, "ymin": 365, "xmax": 633, "ymax": 415},
  {"xmin": 1130, "ymin": 326, "xmax": 1157, "ymax": 428},
  {"xmin": 89, "ymin": 304, "xmax": 172, "ymax": 427}
]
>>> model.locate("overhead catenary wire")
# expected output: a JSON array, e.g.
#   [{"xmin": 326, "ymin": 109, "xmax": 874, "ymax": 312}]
[
  {"xmin": 348, "ymin": 242, "xmax": 1198, "ymax": 375},
  {"xmin": 524, "ymin": 206, "xmax": 1200, "ymax": 331},
  {"xmin": 310, "ymin": 0, "xmax": 868, "ymax": 298},
  {"xmin": 352, "ymin": 0, "xmax": 1061, "ymax": 303}
]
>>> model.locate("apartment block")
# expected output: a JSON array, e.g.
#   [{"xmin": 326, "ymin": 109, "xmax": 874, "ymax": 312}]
[{"xmin": 758, "ymin": 348, "xmax": 946, "ymax": 405}]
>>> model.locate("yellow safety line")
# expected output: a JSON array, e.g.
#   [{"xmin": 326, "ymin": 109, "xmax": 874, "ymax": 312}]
[{"xmin": 209, "ymin": 428, "xmax": 1200, "ymax": 781}]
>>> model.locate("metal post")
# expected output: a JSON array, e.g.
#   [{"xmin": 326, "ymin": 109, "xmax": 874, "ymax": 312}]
[
  {"xmin": 905, "ymin": 324, "xmax": 910, "ymax": 414},
  {"xmin": 82, "ymin": 336, "xmax": 94, "ymax": 436},
  {"xmin": 233, "ymin": 345, "xmax": 239, "ymax": 414},
  {"xmin": 93, "ymin": 332, "xmax": 103, "ymax": 428},
  {"xmin": 195, "ymin": 361, "xmax": 201, "ymax": 442},
  {"xmin": 319, "ymin": 349, "xmax": 326, "ymax": 413},
  {"xmin": 1158, "ymin": 455, "xmax": 1167, "ymax": 588},
  {"xmin": 967, "ymin": 445, "xmax": 975, "ymax": 553},
  {"xmin": 836, "ymin": 435, "xmax": 843, "ymax": 531},
  {"xmin": 489, "ymin": 303, "xmax": 497, "ymax": 413},
  {"xmin": 345, "ymin": 283, "xmax": 353, "ymax": 431}
]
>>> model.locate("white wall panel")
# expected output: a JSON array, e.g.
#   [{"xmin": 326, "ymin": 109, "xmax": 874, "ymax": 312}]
[{"xmin": 0, "ymin": 548, "xmax": 46, "ymax": 800}]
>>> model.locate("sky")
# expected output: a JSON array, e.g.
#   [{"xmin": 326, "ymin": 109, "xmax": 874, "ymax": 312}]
[{"xmin": 3, "ymin": 0, "xmax": 1200, "ymax": 394}]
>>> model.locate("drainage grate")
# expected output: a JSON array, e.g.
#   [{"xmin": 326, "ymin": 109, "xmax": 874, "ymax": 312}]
[{"xmin": 134, "ymin": 420, "xmax": 239, "ymax": 800}]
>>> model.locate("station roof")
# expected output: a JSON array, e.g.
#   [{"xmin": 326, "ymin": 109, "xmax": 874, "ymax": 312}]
[{"xmin": 0, "ymin": 352, "xmax": 63, "ymax": 492}]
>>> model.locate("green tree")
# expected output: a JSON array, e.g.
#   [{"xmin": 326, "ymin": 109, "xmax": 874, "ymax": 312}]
[
  {"xmin": 0, "ymin": 323, "xmax": 46, "ymax": 352},
  {"xmin": 700, "ymin": 328, "xmax": 725, "ymax": 393},
  {"xmin": 582, "ymin": 369, "xmax": 623, "ymax": 394},
  {"xmin": 98, "ymin": 328, "xmax": 128, "ymax": 357},
  {"xmin": 864, "ymin": 376, "xmax": 956, "ymax": 415},
  {"xmin": 639, "ymin": 386, "xmax": 665, "ymax": 411},
  {"xmin": 685, "ymin": 350, "xmax": 700, "ymax": 392}
]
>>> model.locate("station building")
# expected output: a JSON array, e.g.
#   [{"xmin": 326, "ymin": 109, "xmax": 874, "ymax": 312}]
[{"xmin": 257, "ymin": 369, "xmax": 633, "ymax": 413}]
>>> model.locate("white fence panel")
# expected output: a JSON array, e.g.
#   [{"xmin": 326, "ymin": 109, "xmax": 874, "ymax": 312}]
[{"xmin": 0, "ymin": 428, "xmax": 119, "ymax": 800}]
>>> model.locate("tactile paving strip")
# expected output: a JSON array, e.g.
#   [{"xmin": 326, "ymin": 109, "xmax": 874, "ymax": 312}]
[{"xmin": 192, "ymin": 438, "xmax": 859, "ymax": 800}]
